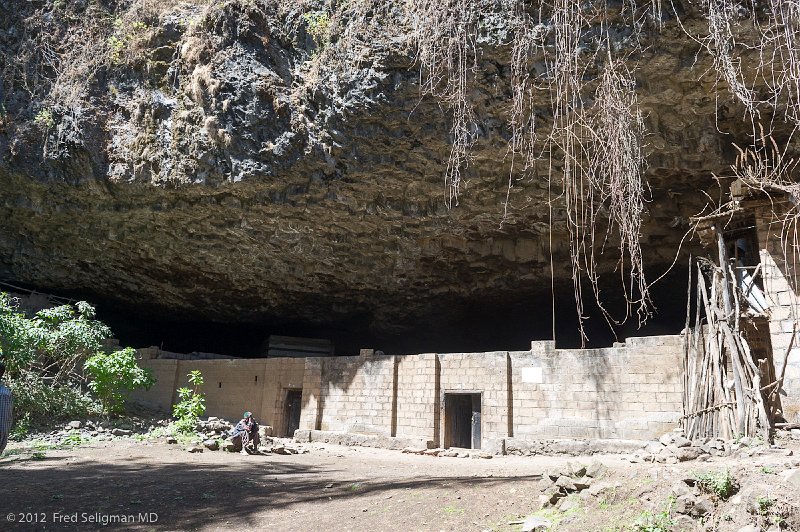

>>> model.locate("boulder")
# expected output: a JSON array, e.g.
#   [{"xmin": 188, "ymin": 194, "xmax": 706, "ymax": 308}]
[
  {"xmin": 573, "ymin": 477, "xmax": 592, "ymax": 490},
  {"xmin": 694, "ymin": 496, "xmax": 714, "ymax": 516},
  {"xmin": 585, "ymin": 461, "xmax": 607, "ymax": 478},
  {"xmin": 111, "ymin": 428, "xmax": 131, "ymax": 437},
  {"xmin": 166, "ymin": 437, "xmax": 178, "ymax": 444},
  {"xmin": 672, "ymin": 435, "xmax": 691, "ymax": 448},
  {"xmin": 521, "ymin": 515, "xmax": 552, "ymax": 532},
  {"xmin": 566, "ymin": 461, "xmax": 587, "ymax": 478},
  {"xmin": 541, "ymin": 485, "xmax": 564, "ymax": 506},
  {"xmin": 780, "ymin": 468, "xmax": 800, "ymax": 488},
  {"xmin": 203, "ymin": 439, "xmax": 219, "ymax": 451},
  {"xmin": 675, "ymin": 447, "xmax": 702, "ymax": 462},
  {"xmin": 674, "ymin": 494, "xmax": 694, "ymax": 515},
  {"xmin": 557, "ymin": 496, "xmax": 580, "ymax": 512},
  {"xmin": 67, "ymin": 421, "xmax": 82, "ymax": 429},
  {"xmin": 644, "ymin": 441, "xmax": 664, "ymax": 454},
  {"xmin": 588, "ymin": 481, "xmax": 621, "ymax": 497},
  {"xmin": 186, "ymin": 446, "xmax": 203, "ymax": 453},
  {"xmin": 555, "ymin": 476, "xmax": 577, "ymax": 492}
]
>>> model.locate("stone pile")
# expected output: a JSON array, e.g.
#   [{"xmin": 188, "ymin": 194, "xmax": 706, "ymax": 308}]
[
  {"xmin": 182, "ymin": 418, "xmax": 308, "ymax": 455},
  {"xmin": 626, "ymin": 430, "xmax": 793, "ymax": 464},
  {"xmin": 401, "ymin": 447, "xmax": 492, "ymax": 459},
  {"xmin": 29, "ymin": 418, "xmax": 160, "ymax": 445},
  {"xmin": 540, "ymin": 461, "xmax": 610, "ymax": 510},
  {"xmin": 194, "ymin": 417, "xmax": 233, "ymax": 440}
]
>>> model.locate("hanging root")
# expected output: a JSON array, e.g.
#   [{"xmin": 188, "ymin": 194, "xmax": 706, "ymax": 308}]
[
  {"xmin": 405, "ymin": 0, "xmax": 479, "ymax": 207},
  {"xmin": 590, "ymin": 58, "xmax": 651, "ymax": 325}
]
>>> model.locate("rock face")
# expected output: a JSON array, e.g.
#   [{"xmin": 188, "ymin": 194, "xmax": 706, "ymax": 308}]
[{"xmin": 0, "ymin": 1, "xmax": 773, "ymax": 346}]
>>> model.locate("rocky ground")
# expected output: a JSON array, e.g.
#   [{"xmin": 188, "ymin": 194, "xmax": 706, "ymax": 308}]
[{"xmin": 1, "ymin": 420, "xmax": 800, "ymax": 531}]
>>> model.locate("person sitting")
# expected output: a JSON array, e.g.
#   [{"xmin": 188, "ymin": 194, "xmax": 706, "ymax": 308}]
[{"xmin": 230, "ymin": 411, "xmax": 259, "ymax": 455}]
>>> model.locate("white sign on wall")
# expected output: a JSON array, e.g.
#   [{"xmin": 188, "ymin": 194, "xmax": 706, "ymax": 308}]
[{"xmin": 521, "ymin": 366, "xmax": 543, "ymax": 384}]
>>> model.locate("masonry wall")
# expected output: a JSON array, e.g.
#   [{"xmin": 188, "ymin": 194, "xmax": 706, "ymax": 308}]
[
  {"xmin": 315, "ymin": 355, "xmax": 396, "ymax": 435},
  {"xmin": 395, "ymin": 353, "xmax": 439, "ymax": 443},
  {"xmin": 755, "ymin": 204, "xmax": 800, "ymax": 422},
  {"xmin": 131, "ymin": 354, "xmax": 304, "ymax": 427},
  {"xmin": 132, "ymin": 334, "xmax": 686, "ymax": 446},
  {"xmin": 511, "ymin": 337, "xmax": 683, "ymax": 441},
  {"xmin": 437, "ymin": 351, "xmax": 510, "ymax": 445},
  {"xmin": 261, "ymin": 358, "xmax": 305, "ymax": 436}
]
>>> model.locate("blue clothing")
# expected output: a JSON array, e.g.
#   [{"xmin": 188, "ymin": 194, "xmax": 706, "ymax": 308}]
[{"xmin": 0, "ymin": 384, "xmax": 12, "ymax": 454}]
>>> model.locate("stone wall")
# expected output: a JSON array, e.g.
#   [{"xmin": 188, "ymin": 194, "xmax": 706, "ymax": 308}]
[
  {"xmin": 395, "ymin": 353, "xmax": 439, "ymax": 442},
  {"xmin": 316, "ymin": 354, "xmax": 396, "ymax": 435},
  {"xmin": 437, "ymin": 351, "xmax": 511, "ymax": 445},
  {"xmin": 132, "ymin": 333, "xmax": 686, "ymax": 449},
  {"xmin": 511, "ymin": 338, "xmax": 683, "ymax": 441},
  {"xmin": 755, "ymin": 204, "xmax": 800, "ymax": 422},
  {"xmin": 261, "ymin": 358, "xmax": 305, "ymax": 436}
]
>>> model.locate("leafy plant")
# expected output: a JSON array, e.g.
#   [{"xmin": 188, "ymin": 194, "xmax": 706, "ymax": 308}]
[
  {"xmin": 10, "ymin": 412, "xmax": 31, "ymax": 442},
  {"xmin": 303, "ymin": 10, "xmax": 331, "ymax": 47},
  {"xmin": 85, "ymin": 347, "xmax": 155, "ymax": 415},
  {"xmin": 634, "ymin": 497, "xmax": 675, "ymax": 532},
  {"xmin": 61, "ymin": 429, "xmax": 84, "ymax": 446},
  {"xmin": 33, "ymin": 108, "xmax": 55, "ymax": 130},
  {"xmin": 757, "ymin": 496, "xmax": 773, "ymax": 515},
  {"xmin": 0, "ymin": 293, "xmax": 119, "ymax": 424},
  {"xmin": 173, "ymin": 370, "xmax": 205, "ymax": 433},
  {"xmin": 695, "ymin": 469, "xmax": 738, "ymax": 500}
]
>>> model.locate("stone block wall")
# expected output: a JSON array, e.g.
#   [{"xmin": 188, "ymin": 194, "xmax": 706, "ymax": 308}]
[
  {"xmin": 176, "ymin": 359, "xmax": 267, "ymax": 422},
  {"xmin": 315, "ymin": 355, "xmax": 396, "ymax": 435},
  {"xmin": 511, "ymin": 337, "xmax": 683, "ymax": 441},
  {"xmin": 437, "ymin": 351, "xmax": 510, "ymax": 445},
  {"xmin": 261, "ymin": 358, "xmax": 305, "ymax": 435},
  {"xmin": 129, "ymin": 358, "xmax": 178, "ymax": 411},
  {"xmin": 132, "ymin": 334, "xmax": 688, "ymax": 447},
  {"xmin": 395, "ymin": 353, "xmax": 439, "ymax": 443},
  {"xmin": 755, "ymin": 204, "xmax": 800, "ymax": 422}
]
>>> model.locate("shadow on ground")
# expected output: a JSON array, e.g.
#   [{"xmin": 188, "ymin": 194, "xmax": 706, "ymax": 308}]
[{"xmin": 0, "ymin": 449, "xmax": 541, "ymax": 530}]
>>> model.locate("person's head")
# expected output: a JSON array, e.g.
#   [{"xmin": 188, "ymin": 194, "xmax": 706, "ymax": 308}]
[{"xmin": 243, "ymin": 411, "xmax": 252, "ymax": 420}]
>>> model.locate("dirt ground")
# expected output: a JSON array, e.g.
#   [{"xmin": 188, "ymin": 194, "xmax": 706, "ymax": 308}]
[{"xmin": 1, "ymin": 437, "xmax": 799, "ymax": 531}]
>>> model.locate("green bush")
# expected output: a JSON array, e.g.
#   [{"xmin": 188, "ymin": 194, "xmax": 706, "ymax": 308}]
[
  {"xmin": 9, "ymin": 369, "xmax": 100, "ymax": 423},
  {"xmin": 303, "ymin": 10, "xmax": 331, "ymax": 47},
  {"xmin": 173, "ymin": 370, "xmax": 205, "ymax": 433},
  {"xmin": 10, "ymin": 412, "xmax": 31, "ymax": 442},
  {"xmin": 695, "ymin": 469, "xmax": 738, "ymax": 500},
  {"xmin": 85, "ymin": 347, "xmax": 155, "ymax": 415}
]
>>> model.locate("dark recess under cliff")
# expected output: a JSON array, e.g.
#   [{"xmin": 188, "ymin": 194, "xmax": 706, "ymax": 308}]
[{"xmin": 35, "ymin": 264, "xmax": 687, "ymax": 356}]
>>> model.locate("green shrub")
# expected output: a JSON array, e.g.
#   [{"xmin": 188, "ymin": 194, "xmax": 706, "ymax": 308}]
[
  {"xmin": 173, "ymin": 370, "xmax": 205, "ymax": 433},
  {"xmin": 695, "ymin": 469, "xmax": 738, "ymax": 500},
  {"xmin": 10, "ymin": 412, "xmax": 31, "ymax": 442},
  {"xmin": 9, "ymin": 369, "xmax": 100, "ymax": 424},
  {"xmin": 634, "ymin": 497, "xmax": 675, "ymax": 532},
  {"xmin": 33, "ymin": 108, "xmax": 55, "ymax": 130},
  {"xmin": 303, "ymin": 10, "xmax": 331, "ymax": 47},
  {"xmin": 85, "ymin": 347, "xmax": 155, "ymax": 415}
]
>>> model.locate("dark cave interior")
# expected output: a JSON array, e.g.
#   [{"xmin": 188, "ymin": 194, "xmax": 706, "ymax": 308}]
[{"xmin": 10, "ymin": 264, "xmax": 693, "ymax": 357}]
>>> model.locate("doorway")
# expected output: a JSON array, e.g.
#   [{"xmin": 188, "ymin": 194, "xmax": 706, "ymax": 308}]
[
  {"xmin": 444, "ymin": 393, "xmax": 481, "ymax": 449},
  {"xmin": 283, "ymin": 389, "xmax": 302, "ymax": 437}
]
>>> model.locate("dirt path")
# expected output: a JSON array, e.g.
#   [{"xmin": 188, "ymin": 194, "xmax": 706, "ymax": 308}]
[{"xmin": 1, "ymin": 439, "xmax": 799, "ymax": 531}]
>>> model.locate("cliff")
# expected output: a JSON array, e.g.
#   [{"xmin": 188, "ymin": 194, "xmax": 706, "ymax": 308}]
[{"xmin": 0, "ymin": 0, "xmax": 777, "ymax": 346}]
